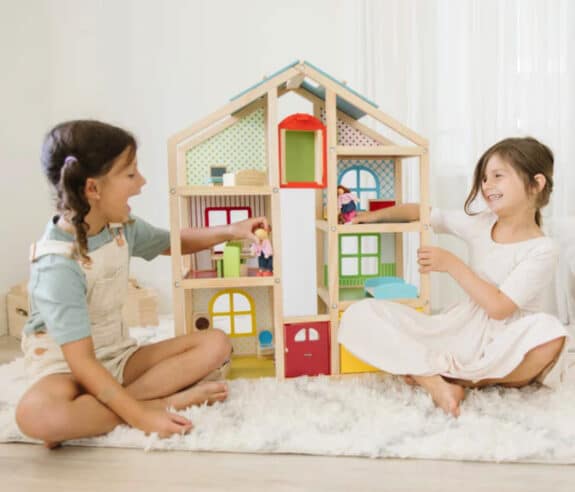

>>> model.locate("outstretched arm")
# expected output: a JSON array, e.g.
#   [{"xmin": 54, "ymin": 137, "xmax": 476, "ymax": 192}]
[
  {"xmin": 417, "ymin": 247, "xmax": 517, "ymax": 320},
  {"xmin": 351, "ymin": 203, "xmax": 422, "ymax": 223},
  {"xmin": 163, "ymin": 216, "xmax": 269, "ymax": 255}
]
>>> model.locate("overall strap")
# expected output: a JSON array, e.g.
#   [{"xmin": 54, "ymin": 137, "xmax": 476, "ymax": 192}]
[{"xmin": 29, "ymin": 240, "xmax": 75, "ymax": 262}]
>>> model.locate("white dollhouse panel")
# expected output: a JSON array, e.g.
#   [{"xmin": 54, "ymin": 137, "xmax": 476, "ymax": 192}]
[
  {"xmin": 361, "ymin": 257, "xmax": 379, "ymax": 276},
  {"xmin": 230, "ymin": 209, "xmax": 249, "ymax": 223},
  {"xmin": 361, "ymin": 236, "xmax": 378, "ymax": 254},
  {"xmin": 341, "ymin": 236, "xmax": 358, "ymax": 255},
  {"xmin": 341, "ymin": 257, "xmax": 359, "ymax": 276},
  {"xmin": 212, "ymin": 316, "xmax": 231, "ymax": 334},
  {"xmin": 213, "ymin": 294, "xmax": 231, "ymax": 313},
  {"xmin": 294, "ymin": 328, "xmax": 306, "ymax": 342},
  {"xmin": 234, "ymin": 314, "xmax": 253, "ymax": 335},
  {"xmin": 359, "ymin": 170, "xmax": 377, "ymax": 188},
  {"xmin": 340, "ymin": 172, "xmax": 357, "ymax": 188},
  {"xmin": 359, "ymin": 191, "xmax": 377, "ymax": 210},
  {"xmin": 207, "ymin": 210, "xmax": 227, "ymax": 226},
  {"xmin": 233, "ymin": 293, "xmax": 250, "ymax": 311}
]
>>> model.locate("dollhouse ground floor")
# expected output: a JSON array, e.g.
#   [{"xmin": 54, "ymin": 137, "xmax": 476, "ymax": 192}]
[{"xmin": 0, "ymin": 336, "xmax": 574, "ymax": 491}]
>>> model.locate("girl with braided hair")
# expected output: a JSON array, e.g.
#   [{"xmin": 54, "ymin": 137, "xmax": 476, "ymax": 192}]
[{"xmin": 16, "ymin": 120, "xmax": 269, "ymax": 447}]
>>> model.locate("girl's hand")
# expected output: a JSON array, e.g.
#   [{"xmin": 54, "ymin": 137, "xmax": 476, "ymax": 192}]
[
  {"xmin": 229, "ymin": 216, "xmax": 270, "ymax": 242},
  {"xmin": 417, "ymin": 246, "xmax": 457, "ymax": 273},
  {"xmin": 132, "ymin": 407, "xmax": 193, "ymax": 439}
]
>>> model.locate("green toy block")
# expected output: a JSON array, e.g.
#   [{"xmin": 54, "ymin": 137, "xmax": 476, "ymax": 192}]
[{"xmin": 223, "ymin": 241, "xmax": 242, "ymax": 278}]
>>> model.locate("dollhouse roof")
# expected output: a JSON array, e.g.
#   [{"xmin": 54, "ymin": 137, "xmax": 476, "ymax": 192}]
[
  {"xmin": 169, "ymin": 59, "xmax": 427, "ymax": 147},
  {"xmin": 231, "ymin": 60, "xmax": 377, "ymax": 120}
]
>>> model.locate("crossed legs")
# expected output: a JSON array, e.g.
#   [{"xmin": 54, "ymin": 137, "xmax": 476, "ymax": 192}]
[
  {"xmin": 16, "ymin": 329, "xmax": 232, "ymax": 447},
  {"xmin": 405, "ymin": 337, "xmax": 566, "ymax": 417}
]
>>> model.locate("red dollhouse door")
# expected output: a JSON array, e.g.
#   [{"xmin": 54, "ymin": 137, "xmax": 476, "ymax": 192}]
[{"xmin": 284, "ymin": 322, "xmax": 330, "ymax": 378}]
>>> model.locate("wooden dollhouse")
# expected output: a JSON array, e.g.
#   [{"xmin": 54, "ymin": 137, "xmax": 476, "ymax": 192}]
[{"xmin": 167, "ymin": 60, "xmax": 430, "ymax": 379}]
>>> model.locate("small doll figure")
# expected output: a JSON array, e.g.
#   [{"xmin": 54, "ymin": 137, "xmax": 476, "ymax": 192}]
[
  {"xmin": 250, "ymin": 227, "xmax": 273, "ymax": 276},
  {"xmin": 337, "ymin": 185, "xmax": 360, "ymax": 224}
]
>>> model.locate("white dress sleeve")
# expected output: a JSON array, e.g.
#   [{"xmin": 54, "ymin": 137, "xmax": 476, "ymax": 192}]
[
  {"xmin": 499, "ymin": 241, "xmax": 559, "ymax": 309},
  {"xmin": 429, "ymin": 208, "xmax": 485, "ymax": 242}
]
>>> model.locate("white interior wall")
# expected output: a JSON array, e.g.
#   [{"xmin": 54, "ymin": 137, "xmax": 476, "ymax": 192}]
[{"xmin": 0, "ymin": 0, "xmax": 351, "ymax": 335}]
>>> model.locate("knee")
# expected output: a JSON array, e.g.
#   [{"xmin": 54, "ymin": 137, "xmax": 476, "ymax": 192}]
[
  {"xmin": 205, "ymin": 329, "xmax": 233, "ymax": 365},
  {"xmin": 16, "ymin": 394, "xmax": 64, "ymax": 442},
  {"xmin": 527, "ymin": 337, "xmax": 565, "ymax": 369}
]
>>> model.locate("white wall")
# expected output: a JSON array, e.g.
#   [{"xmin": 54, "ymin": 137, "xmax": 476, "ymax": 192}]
[{"xmin": 0, "ymin": 0, "xmax": 352, "ymax": 335}]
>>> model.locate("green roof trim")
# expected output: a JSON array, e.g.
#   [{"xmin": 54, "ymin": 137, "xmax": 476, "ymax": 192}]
[
  {"xmin": 230, "ymin": 60, "xmax": 378, "ymax": 120},
  {"xmin": 230, "ymin": 60, "xmax": 300, "ymax": 101}
]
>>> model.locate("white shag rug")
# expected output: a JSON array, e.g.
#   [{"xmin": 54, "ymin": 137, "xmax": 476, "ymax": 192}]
[{"xmin": 1, "ymin": 356, "xmax": 575, "ymax": 464}]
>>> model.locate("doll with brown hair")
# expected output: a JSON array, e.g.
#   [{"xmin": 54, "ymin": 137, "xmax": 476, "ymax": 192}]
[{"xmin": 337, "ymin": 185, "xmax": 360, "ymax": 224}]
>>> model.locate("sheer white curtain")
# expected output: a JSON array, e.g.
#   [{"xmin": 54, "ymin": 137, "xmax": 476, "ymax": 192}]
[{"xmin": 344, "ymin": 0, "xmax": 575, "ymax": 309}]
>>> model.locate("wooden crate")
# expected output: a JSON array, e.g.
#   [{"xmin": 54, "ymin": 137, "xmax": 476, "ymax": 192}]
[
  {"xmin": 6, "ymin": 283, "xmax": 29, "ymax": 339},
  {"xmin": 121, "ymin": 278, "xmax": 159, "ymax": 329}
]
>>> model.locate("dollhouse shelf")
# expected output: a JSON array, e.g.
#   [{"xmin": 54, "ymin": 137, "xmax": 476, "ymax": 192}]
[
  {"xmin": 176, "ymin": 185, "xmax": 273, "ymax": 196},
  {"xmin": 336, "ymin": 146, "xmax": 425, "ymax": 158},
  {"xmin": 318, "ymin": 285, "xmax": 424, "ymax": 311},
  {"xmin": 338, "ymin": 297, "xmax": 424, "ymax": 311},
  {"xmin": 183, "ymin": 269, "xmax": 275, "ymax": 288},
  {"xmin": 315, "ymin": 220, "xmax": 422, "ymax": 234}
]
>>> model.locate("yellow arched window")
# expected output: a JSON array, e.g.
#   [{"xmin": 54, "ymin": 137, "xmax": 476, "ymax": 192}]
[{"xmin": 209, "ymin": 290, "xmax": 256, "ymax": 338}]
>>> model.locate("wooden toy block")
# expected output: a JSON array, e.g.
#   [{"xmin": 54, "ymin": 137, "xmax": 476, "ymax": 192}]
[
  {"xmin": 235, "ymin": 169, "xmax": 267, "ymax": 186},
  {"xmin": 284, "ymin": 321, "xmax": 330, "ymax": 377},
  {"xmin": 6, "ymin": 282, "xmax": 28, "ymax": 339},
  {"xmin": 223, "ymin": 241, "xmax": 242, "ymax": 277},
  {"xmin": 364, "ymin": 276, "xmax": 418, "ymax": 300},
  {"xmin": 121, "ymin": 278, "xmax": 159, "ymax": 330},
  {"xmin": 340, "ymin": 344, "xmax": 379, "ymax": 374}
]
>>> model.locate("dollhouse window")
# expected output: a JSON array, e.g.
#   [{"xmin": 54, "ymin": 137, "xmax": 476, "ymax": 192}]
[
  {"xmin": 209, "ymin": 290, "xmax": 255, "ymax": 337},
  {"xmin": 205, "ymin": 207, "xmax": 251, "ymax": 253},
  {"xmin": 293, "ymin": 327, "xmax": 320, "ymax": 342},
  {"xmin": 339, "ymin": 166, "xmax": 379, "ymax": 210},
  {"xmin": 339, "ymin": 234, "xmax": 380, "ymax": 278}
]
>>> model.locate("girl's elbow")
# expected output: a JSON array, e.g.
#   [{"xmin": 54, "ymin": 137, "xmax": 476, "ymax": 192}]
[{"xmin": 487, "ymin": 304, "xmax": 517, "ymax": 321}]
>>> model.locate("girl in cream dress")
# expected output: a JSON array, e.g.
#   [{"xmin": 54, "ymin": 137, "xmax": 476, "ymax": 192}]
[{"xmin": 339, "ymin": 137, "xmax": 570, "ymax": 417}]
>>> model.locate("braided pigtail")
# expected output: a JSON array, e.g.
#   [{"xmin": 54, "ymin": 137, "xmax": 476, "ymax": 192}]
[{"xmin": 58, "ymin": 156, "xmax": 92, "ymax": 265}]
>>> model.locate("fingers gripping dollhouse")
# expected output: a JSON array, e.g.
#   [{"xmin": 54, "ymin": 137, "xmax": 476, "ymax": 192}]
[{"xmin": 167, "ymin": 61, "xmax": 430, "ymax": 379}]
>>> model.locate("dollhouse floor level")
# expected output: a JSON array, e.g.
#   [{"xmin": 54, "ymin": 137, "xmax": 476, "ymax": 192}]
[{"xmin": 228, "ymin": 356, "xmax": 275, "ymax": 379}]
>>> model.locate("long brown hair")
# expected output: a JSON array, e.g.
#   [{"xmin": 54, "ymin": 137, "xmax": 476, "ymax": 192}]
[
  {"xmin": 41, "ymin": 120, "xmax": 136, "ymax": 263},
  {"xmin": 464, "ymin": 137, "xmax": 554, "ymax": 226}
]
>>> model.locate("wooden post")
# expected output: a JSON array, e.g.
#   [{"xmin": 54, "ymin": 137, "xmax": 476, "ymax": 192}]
[
  {"xmin": 167, "ymin": 141, "xmax": 186, "ymax": 337},
  {"xmin": 325, "ymin": 88, "xmax": 340, "ymax": 375},
  {"xmin": 419, "ymin": 150, "xmax": 431, "ymax": 313},
  {"xmin": 266, "ymin": 88, "xmax": 286, "ymax": 379}
]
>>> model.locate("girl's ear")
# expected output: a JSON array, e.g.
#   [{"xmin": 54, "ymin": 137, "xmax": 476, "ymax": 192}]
[
  {"xmin": 85, "ymin": 178, "xmax": 101, "ymax": 201},
  {"xmin": 533, "ymin": 173, "xmax": 546, "ymax": 194}
]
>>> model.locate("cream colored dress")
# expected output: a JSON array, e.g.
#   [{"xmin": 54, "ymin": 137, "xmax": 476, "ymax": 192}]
[{"xmin": 338, "ymin": 209, "xmax": 571, "ymax": 388}]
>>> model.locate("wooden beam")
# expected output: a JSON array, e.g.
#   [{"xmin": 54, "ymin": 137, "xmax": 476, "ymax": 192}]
[
  {"xmin": 302, "ymin": 64, "xmax": 428, "ymax": 146},
  {"xmin": 294, "ymin": 87, "xmax": 396, "ymax": 146},
  {"xmin": 336, "ymin": 146, "xmax": 425, "ymax": 157},
  {"xmin": 169, "ymin": 66, "xmax": 301, "ymax": 147}
]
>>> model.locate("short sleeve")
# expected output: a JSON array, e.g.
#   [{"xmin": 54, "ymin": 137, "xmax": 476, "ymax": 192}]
[
  {"xmin": 125, "ymin": 216, "xmax": 170, "ymax": 261},
  {"xmin": 26, "ymin": 258, "xmax": 92, "ymax": 345},
  {"xmin": 430, "ymin": 208, "xmax": 489, "ymax": 242},
  {"xmin": 499, "ymin": 242, "xmax": 558, "ymax": 309}
]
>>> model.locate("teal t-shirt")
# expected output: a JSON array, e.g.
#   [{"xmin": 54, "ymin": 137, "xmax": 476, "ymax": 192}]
[{"xmin": 23, "ymin": 216, "xmax": 170, "ymax": 345}]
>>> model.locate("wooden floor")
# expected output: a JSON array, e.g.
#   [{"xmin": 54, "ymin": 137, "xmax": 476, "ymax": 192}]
[{"xmin": 1, "ymin": 335, "xmax": 573, "ymax": 492}]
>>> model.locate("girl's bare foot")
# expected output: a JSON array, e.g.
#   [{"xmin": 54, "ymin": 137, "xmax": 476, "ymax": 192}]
[
  {"xmin": 43, "ymin": 440, "xmax": 62, "ymax": 449},
  {"xmin": 165, "ymin": 381, "xmax": 228, "ymax": 411},
  {"xmin": 412, "ymin": 375, "xmax": 465, "ymax": 417}
]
